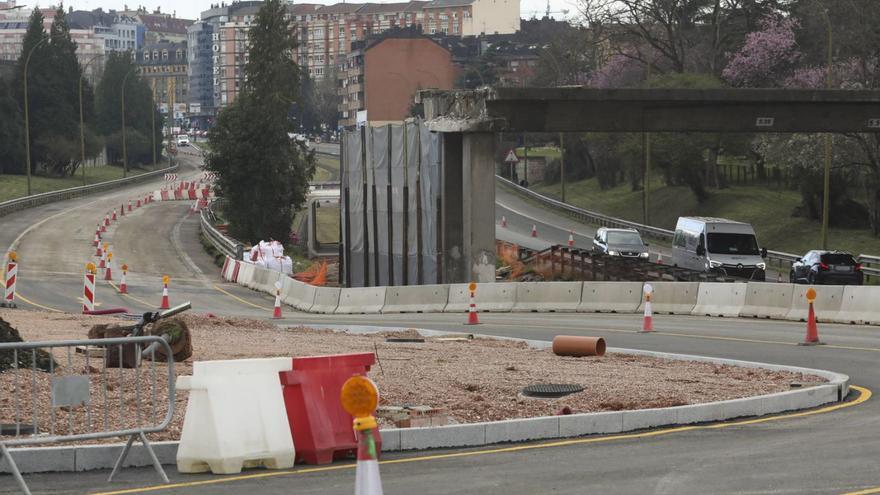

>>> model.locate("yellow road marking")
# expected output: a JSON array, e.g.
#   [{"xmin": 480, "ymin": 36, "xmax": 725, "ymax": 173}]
[
  {"xmin": 107, "ymin": 281, "xmax": 156, "ymax": 309},
  {"xmin": 13, "ymin": 293, "xmax": 63, "ymax": 313},
  {"xmin": 843, "ymin": 486, "xmax": 880, "ymax": 495},
  {"xmin": 91, "ymin": 385, "xmax": 871, "ymax": 495},
  {"xmin": 213, "ymin": 284, "xmax": 272, "ymax": 311}
]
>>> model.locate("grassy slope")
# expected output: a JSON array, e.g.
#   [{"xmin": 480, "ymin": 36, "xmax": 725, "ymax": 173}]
[
  {"xmin": 533, "ymin": 177, "xmax": 880, "ymax": 257},
  {"xmin": 0, "ymin": 164, "xmax": 161, "ymax": 203}
]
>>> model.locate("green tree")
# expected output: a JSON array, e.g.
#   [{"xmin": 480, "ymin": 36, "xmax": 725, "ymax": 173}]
[
  {"xmin": 205, "ymin": 0, "xmax": 315, "ymax": 243},
  {"xmin": 95, "ymin": 52, "xmax": 162, "ymax": 166},
  {"xmin": 0, "ymin": 78, "xmax": 24, "ymax": 174}
]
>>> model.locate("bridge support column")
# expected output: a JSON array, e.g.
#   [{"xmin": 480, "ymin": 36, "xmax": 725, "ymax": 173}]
[{"xmin": 461, "ymin": 133, "xmax": 496, "ymax": 283}]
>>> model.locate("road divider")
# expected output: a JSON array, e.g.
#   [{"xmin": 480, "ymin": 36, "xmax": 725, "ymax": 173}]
[
  {"xmin": 446, "ymin": 283, "xmax": 516, "ymax": 312},
  {"xmin": 577, "ymin": 281, "xmax": 643, "ymax": 313},
  {"xmin": 740, "ymin": 283, "xmax": 795, "ymax": 319},
  {"xmin": 638, "ymin": 281, "xmax": 699, "ymax": 315},
  {"xmin": 691, "ymin": 283, "xmax": 747, "ymax": 317},
  {"xmin": 786, "ymin": 285, "xmax": 843, "ymax": 323},
  {"xmin": 513, "ymin": 281, "xmax": 582, "ymax": 312},
  {"xmin": 382, "ymin": 285, "xmax": 449, "ymax": 313},
  {"xmin": 335, "ymin": 287, "xmax": 387, "ymax": 314},
  {"xmin": 310, "ymin": 286, "xmax": 341, "ymax": 314}
]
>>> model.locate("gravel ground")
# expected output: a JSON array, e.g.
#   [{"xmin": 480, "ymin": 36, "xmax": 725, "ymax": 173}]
[{"xmin": 0, "ymin": 309, "xmax": 826, "ymax": 445}]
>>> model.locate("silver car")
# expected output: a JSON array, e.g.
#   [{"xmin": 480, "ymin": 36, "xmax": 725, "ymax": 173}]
[{"xmin": 592, "ymin": 227, "xmax": 649, "ymax": 259}]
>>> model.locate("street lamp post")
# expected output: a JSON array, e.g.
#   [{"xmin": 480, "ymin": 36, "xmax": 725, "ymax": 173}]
[
  {"xmin": 151, "ymin": 84, "xmax": 157, "ymax": 167},
  {"xmin": 120, "ymin": 67, "xmax": 138, "ymax": 178},
  {"xmin": 818, "ymin": 4, "xmax": 833, "ymax": 249},
  {"xmin": 22, "ymin": 35, "xmax": 56, "ymax": 196},
  {"xmin": 79, "ymin": 53, "xmax": 103, "ymax": 186}
]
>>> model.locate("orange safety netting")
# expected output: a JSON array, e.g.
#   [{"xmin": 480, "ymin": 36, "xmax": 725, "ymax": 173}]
[{"xmin": 293, "ymin": 261, "xmax": 328, "ymax": 286}]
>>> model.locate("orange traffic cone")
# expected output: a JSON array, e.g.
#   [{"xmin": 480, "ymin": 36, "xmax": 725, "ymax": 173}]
[
  {"xmin": 465, "ymin": 283, "xmax": 480, "ymax": 325},
  {"xmin": 111, "ymin": 209, "xmax": 117, "ymax": 221},
  {"xmin": 160, "ymin": 276, "xmax": 170, "ymax": 310},
  {"xmin": 92, "ymin": 232, "xmax": 101, "ymax": 247},
  {"xmin": 95, "ymin": 242, "xmax": 103, "ymax": 257},
  {"xmin": 128, "ymin": 200, "xmax": 132, "ymax": 212},
  {"xmin": 640, "ymin": 286, "xmax": 654, "ymax": 333},
  {"xmin": 531, "ymin": 224, "xmax": 538, "ymax": 238},
  {"xmin": 104, "ymin": 263, "xmax": 112, "ymax": 281},
  {"xmin": 119, "ymin": 267, "xmax": 127, "ymax": 294},
  {"xmin": 567, "ymin": 231, "xmax": 575, "ymax": 247},
  {"xmin": 136, "ymin": 198, "xmax": 142, "ymax": 208},
  {"xmin": 98, "ymin": 251, "xmax": 106, "ymax": 269},
  {"xmin": 799, "ymin": 288, "xmax": 824, "ymax": 346},
  {"xmin": 501, "ymin": 216, "xmax": 507, "ymax": 228},
  {"xmin": 656, "ymin": 253, "xmax": 663, "ymax": 265},
  {"xmin": 273, "ymin": 292, "xmax": 283, "ymax": 319}
]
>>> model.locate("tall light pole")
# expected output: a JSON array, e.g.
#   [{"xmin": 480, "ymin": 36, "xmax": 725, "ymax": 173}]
[
  {"xmin": 22, "ymin": 35, "xmax": 56, "ymax": 196},
  {"xmin": 120, "ymin": 67, "xmax": 138, "ymax": 178},
  {"xmin": 151, "ymin": 83, "xmax": 157, "ymax": 167},
  {"xmin": 79, "ymin": 53, "xmax": 103, "ymax": 186},
  {"xmin": 818, "ymin": 3, "xmax": 833, "ymax": 249}
]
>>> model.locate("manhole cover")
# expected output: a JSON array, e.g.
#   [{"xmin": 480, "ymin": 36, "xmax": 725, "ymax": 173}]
[{"xmin": 521, "ymin": 383, "xmax": 583, "ymax": 398}]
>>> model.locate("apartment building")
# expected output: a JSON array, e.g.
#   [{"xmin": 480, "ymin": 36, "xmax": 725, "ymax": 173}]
[{"xmin": 136, "ymin": 41, "xmax": 188, "ymax": 123}]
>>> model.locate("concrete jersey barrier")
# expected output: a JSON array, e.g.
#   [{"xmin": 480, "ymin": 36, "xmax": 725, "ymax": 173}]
[
  {"xmin": 335, "ymin": 287, "xmax": 386, "ymax": 314},
  {"xmin": 310, "ymin": 286, "xmax": 341, "ymax": 313},
  {"xmin": 740, "ymin": 283, "xmax": 795, "ymax": 319},
  {"xmin": 446, "ymin": 283, "xmax": 516, "ymax": 312},
  {"xmin": 382, "ymin": 285, "xmax": 449, "ymax": 313},
  {"xmin": 577, "ymin": 282, "xmax": 643, "ymax": 313},
  {"xmin": 236, "ymin": 262, "xmax": 256, "ymax": 288},
  {"xmin": 785, "ymin": 285, "xmax": 843, "ymax": 323},
  {"xmin": 691, "ymin": 283, "xmax": 747, "ymax": 317},
  {"xmin": 281, "ymin": 277, "xmax": 317, "ymax": 312},
  {"xmin": 513, "ymin": 282, "xmax": 583, "ymax": 312},
  {"xmin": 834, "ymin": 285, "xmax": 880, "ymax": 325},
  {"xmin": 638, "ymin": 281, "xmax": 699, "ymax": 315}
]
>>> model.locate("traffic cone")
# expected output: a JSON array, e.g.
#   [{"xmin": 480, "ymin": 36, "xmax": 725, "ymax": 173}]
[
  {"xmin": 656, "ymin": 253, "xmax": 663, "ymax": 264},
  {"xmin": 567, "ymin": 231, "xmax": 575, "ymax": 247},
  {"xmin": 160, "ymin": 281, "xmax": 170, "ymax": 309},
  {"xmin": 119, "ymin": 269, "xmax": 127, "ymax": 294},
  {"xmin": 128, "ymin": 200, "xmax": 132, "ymax": 212},
  {"xmin": 799, "ymin": 299, "xmax": 824, "ymax": 346},
  {"xmin": 465, "ymin": 286, "xmax": 480, "ymax": 325},
  {"xmin": 103, "ymin": 214, "xmax": 109, "ymax": 230},
  {"xmin": 104, "ymin": 263, "xmax": 112, "ymax": 281},
  {"xmin": 531, "ymin": 224, "xmax": 538, "ymax": 238},
  {"xmin": 272, "ymin": 289, "xmax": 283, "ymax": 319},
  {"xmin": 111, "ymin": 209, "xmax": 117, "ymax": 221},
  {"xmin": 354, "ymin": 426, "xmax": 384, "ymax": 495},
  {"xmin": 501, "ymin": 215, "xmax": 507, "ymax": 228},
  {"xmin": 640, "ymin": 293, "xmax": 654, "ymax": 332},
  {"xmin": 136, "ymin": 198, "xmax": 142, "ymax": 208},
  {"xmin": 98, "ymin": 251, "xmax": 106, "ymax": 269},
  {"xmin": 95, "ymin": 242, "xmax": 103, "ymax": 257},
  {"xmin": 92, "ymin": 232, "xmax": 100, "ymax": 247}
]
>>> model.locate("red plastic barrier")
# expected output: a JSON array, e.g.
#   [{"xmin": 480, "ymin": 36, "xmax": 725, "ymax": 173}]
[
  {"xmin": 173, "ymin": 189, "xmax": 183, "ymax": 200},
  {"xmin": 83, "ymin": 308, "xmax": 129, "ymax": 315},
  {"xmin": 160, "ymin": 190, "xmax": 170, "ymax": 201},
  {"xmin": 279, "ymin": 353, "xmax": 380, "ymax": 465},
  {"xmin": 201, "ymin": 187, "xmax": 210, "ymax": 199},
  {"xmin": 188, "ymin": 189, "xmax": 197, "ymax": 200},
  {"xmin": 231, "ymin": 261, "xmax": 241, "ymax": 283}
]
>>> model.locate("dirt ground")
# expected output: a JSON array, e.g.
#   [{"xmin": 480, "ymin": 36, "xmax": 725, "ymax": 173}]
[{"xmin": 0, "ymin": 309, "xmax": 825, "ymax": 444}]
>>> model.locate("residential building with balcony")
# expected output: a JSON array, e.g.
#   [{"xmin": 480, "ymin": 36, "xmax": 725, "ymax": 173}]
[{"xmin": 136, "ymin": 41, "xmax": 188, "ymax": 123}]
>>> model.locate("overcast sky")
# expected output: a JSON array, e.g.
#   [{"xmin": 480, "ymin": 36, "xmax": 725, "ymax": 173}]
[{"xmin": 19, "ymin": 0, "xmax": 578, "ymax": 23}]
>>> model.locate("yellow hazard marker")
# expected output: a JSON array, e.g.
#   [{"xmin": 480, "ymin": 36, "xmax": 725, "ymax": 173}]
[
  {"xmin": 806, "ymin": 287, "xmax": 817, "ymax": 303},
  {"xmin": 8, "ymin": 251, "xmax": 17, "ymax": 262},
  {"xmin": 341, "ymin": 375, "xmax": 383, "ymax": 494}
]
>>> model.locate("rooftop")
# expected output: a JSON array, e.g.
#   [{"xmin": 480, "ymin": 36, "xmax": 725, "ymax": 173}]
[
  {"xmin": 138, "ymin": 14, "xmax": 194, "ymax": 35},
  {"xmin": 424, "ymin": 0, "xmax": 475, "ymax": 8}
]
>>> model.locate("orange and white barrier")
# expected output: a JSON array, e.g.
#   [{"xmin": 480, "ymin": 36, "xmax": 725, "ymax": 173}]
[
  {"xmin": 82, "ymin": 263, "xmax": 96, "ymax": 313},
  {"xmin": 4, "ymin": 252, "xmax": 18, "ymax": 307}
]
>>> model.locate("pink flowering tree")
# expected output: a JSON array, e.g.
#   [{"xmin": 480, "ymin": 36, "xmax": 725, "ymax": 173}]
[{"xmin": 722, "ymin": 17, "xmax": 801, "ymax": 88}]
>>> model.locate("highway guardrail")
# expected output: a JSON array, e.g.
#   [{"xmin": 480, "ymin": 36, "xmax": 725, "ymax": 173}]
[
  {"xmin": 0, "ymin": 164, "xmax": 178, "ymax": 219},
  {"xmin": 199, "ymin": 203, "xmax": 244, "ymax": 261}
]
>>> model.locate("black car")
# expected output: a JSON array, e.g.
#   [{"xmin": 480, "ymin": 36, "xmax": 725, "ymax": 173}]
[{"xmin": 790, "ymin": 250, "xmax": 864, "ymax": 285}]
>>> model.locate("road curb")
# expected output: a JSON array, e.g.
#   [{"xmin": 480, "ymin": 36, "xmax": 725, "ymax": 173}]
[{"xmin": 1, "ymin": 327, "xmax": 849, "ymax": 474}]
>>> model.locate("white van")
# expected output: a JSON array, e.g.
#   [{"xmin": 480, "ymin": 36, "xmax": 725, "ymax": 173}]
[{"xmin": 672, "ymin": 217, "xmax": 767, "ymax": 280}]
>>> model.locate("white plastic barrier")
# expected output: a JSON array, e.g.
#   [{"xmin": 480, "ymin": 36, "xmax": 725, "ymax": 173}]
[
  {"xmin": 740, "ymin": 283, "xmax": 795, "ymax": 319},
  {"xmin": 834, "ymin": 286, "xmax": 880, "ymax": 325},
  {"xmin": 176, "ymin": 358, "xmax": 295, "ymax": 474},
  {"xmin": 513, "ymin": 282, "xmax": 583, "ymax": 312},
  {"xmin": 638, "ymin": 281, "xmax": 699, "ymax": 315},
  {"xmin": 310, "ymin": 286, "xmax": 341, "ymax": 313},
  {"xmin": 785, "ymin": 285, "xmax": 844, "ymax": 322},
  {"xmin": 577, "ymin": 282, "xmax": 643, "ymax": 313},
  {"xmin": 335, "ymin": 287, "xmax": 387, "ymax": 314},
  {"xmin": 236, "ymin": 262, "xmax": 256, "ymax": 288},
  {"xmin": 382, "ymin": 285, "xmax": 449, "ymax": 313},
  {"xmin": 261, "ymin": 270, "xmax": 283, "ymax": 294},
  {"xmin": 281, "ymin": 277, "xmax": 317, "ymax": 312},
  {"xmin": 445, "ymin": 283, "xmax": 516, "ymax": 312},
  {"xmin": 249, "ymin": 265, "xmax": 269, "ymax": 291},
  {"xmin": 691, "ymin": 283, "xmax": 747, "ymax": 317}
]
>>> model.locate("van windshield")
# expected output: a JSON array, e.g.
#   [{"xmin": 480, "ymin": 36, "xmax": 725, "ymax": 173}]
[
  {"xmin": 706, "ymin": 233, "xmax": 759, "ymax": 255},
  {"xmin": 607, "ymin": 231, "xmax": 644, "ymax": 245}
]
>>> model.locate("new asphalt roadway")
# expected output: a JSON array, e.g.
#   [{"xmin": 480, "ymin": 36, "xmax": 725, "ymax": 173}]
[{"xmin": 2, "ymin": 154, "xmax": 879, "ymax": 494}]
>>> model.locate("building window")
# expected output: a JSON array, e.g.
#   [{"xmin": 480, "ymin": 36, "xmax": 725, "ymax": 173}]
[
  {"xmin": 162, "ymin": 50, "xmax": 168, "ymax": 60},
  {"xmin": 144, "ymin": 51, "xmax": 150, "ymax": 61},
  {"xmin": 153, "ymin": 50, "xmax": 159, "ymax": 59}
]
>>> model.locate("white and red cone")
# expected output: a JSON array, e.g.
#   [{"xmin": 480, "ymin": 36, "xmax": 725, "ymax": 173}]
[
  {"xmin": 567, "ymin": 231, "xmax": 575, "ymax": 247},
  {"xmin": 104, "ymin": 262, "xmax": 113, "ymax": 281},
  {"xmin": 641, "ymin": 293, "xmax": 654, "ymax": 332},
  {"xmin": 128, "ymin": 200, "xmax": 132, "ymax": 212},
  {"xmin": 272, "ymin": 282, "xmax": 283, "ymax": 319},
  {"xmin": 119, "ymin": 270, "xmax": 127, "ymax": 294},
  {"xmin": 160, "ymin": 283, "xmax": 170, "ymax": 310},
  {"xmin": 111, "ymin": 209, "xmax": 117, "ymax": 221},
  {"xmin": 501, "ymin": 216, "xmax": 507, "ymax": 228},
  {"xmin": 92, "ymin": 232, "xmax": 101, "ymax": 247},
  {"xmin": 656, "ymin": 253, "xmax": 663, "ymax": 265},
  {"xmin": 531, "ymin": 224, "xmax": 538, "ymax": 238},
  {"xmin": 354, "ymin": 427, "xmax": 383, "ymax": 495},
  {"xmin": 98, "ymin": 251, "xmax": 106, "ymax": 269}
]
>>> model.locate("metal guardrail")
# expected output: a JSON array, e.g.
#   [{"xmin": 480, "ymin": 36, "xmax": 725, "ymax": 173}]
[
  {"xmin": 0, "ymin": 335, "xmax": 176, "ymax": 494},
  {"xmin": 0, "ymin": 164, "xmax": 178, "ymax": 219},
  {"xmin": 199, "ymin": 203, "xmax": 243, "ymax": 261},
  {"xmin": 495, "ymin": 175, "xmax": 808, "ymax": 277}
]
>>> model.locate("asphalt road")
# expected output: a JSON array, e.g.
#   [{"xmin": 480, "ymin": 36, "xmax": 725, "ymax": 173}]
[{"xmin": 3, "ymin": 152, "xmax": 879, "ymax": 494}]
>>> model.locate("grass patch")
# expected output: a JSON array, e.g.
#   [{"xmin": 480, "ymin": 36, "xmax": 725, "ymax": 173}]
[
  {"xmin": 314, "ymin": 154, "xmax": 340, "ymax": 182},
  {"xmin": 532, "ymin": 177, "xmax": 880, "ymax": 256},
  {"xmin": 315, "ymin": 205, "xmax": 340, "ymax": 244},
  {"xmin": 0, "ymin": 164, "xmax": 161, "ymax": 203}
]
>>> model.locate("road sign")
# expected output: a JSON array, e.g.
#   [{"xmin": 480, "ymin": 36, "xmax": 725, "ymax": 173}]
[{"xmin": 504, "ymin": 149, "xmax": 518, "ymax": 163}]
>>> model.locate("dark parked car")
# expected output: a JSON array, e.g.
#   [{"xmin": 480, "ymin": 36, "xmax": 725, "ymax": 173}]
[{"xmin": 790, "ymin": 250, "xmax": 864, "ymax": 285}]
